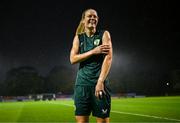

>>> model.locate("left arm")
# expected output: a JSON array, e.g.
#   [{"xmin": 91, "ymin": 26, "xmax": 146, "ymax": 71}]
[{"xmin": 95, "ymin": 30, "xmax": 113, "ymax": 97}]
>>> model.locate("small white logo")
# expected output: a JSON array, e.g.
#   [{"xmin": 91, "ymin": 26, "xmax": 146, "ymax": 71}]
[
  {"xmin": 102, "ymin": 109, "xmax": 107, "ymax": 114},
  {"xmin": 94, "ymin": 39, "xmax": 100, "ymax": 46}
]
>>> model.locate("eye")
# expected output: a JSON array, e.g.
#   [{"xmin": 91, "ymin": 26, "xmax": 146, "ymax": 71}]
[
  {"xmin": 86, "ymin": 14, "xmax": 97, "ymax": 19},
  {"xmin": 93, "ymin": 15, "xmax": 97, "ymax": 18}
]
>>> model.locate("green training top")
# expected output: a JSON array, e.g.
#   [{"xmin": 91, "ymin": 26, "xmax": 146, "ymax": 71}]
[{"xmin": 75, "ymin": 30, "xmax": 109, "ymax": 86}]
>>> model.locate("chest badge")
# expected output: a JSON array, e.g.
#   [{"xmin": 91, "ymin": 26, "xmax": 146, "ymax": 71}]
[
  {"xmin": 94, "ymin": 39, "xmax": 100, "ymax": 46},
  {"xmin": 80, "ymin": 42, "xmax": 83, "ymax": 46}
]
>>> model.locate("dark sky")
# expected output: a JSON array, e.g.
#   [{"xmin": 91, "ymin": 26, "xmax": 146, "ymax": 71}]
[{"xmin": 0, "ymin": 0, "xmax": 179, "ymax": 81}]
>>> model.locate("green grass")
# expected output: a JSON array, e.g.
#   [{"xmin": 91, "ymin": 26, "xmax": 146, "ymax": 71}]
[{"xmin": 0, "ymin": 96, "xmax": 180, "ymax": 122}]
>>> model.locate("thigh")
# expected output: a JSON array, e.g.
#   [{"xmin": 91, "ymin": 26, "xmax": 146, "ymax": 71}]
[
  {"xmin": 96, "ymin": 117, "xmax": 110, "ymax": 123},
  {"xmin": 74, "ymin": 86, "xmax": 91, "ymax": 116},
  {"xmin": 76, "ymin": 116, "xmax": 89, "ymax": 123}
]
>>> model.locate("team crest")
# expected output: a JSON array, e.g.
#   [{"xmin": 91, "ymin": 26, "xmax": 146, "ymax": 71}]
[
  {"xmin": 80, "ymin": 42, "xmax": 83, "ymax": 46},
  {"xmin": 94, "ymin": 39, "xmax": 100, "ymax": 46}
]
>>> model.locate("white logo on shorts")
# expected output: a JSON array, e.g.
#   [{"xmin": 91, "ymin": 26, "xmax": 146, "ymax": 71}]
[{"xmin": 102, "ymin": 109, "xmax": 107, "ymax": 114}]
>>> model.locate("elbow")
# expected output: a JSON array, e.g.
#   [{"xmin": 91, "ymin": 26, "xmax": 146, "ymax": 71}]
[
  {"xmin": 70, "ymin": 59, "xmax": 75, "ymax": 65},
  {"xmin": 107, "ymin": 59, "xmax": 112, "ymax": 65},
  {"xmin": 70, "ymin": 60, "xmax": 74, "ymax": 65},
  {"xmin": 106, "ymin": 55, "xmax": 112, "ymax": 65},
  {"xmin": 70, "ymin": 61, "xmax": 76, "ymax": 65},
  {"xmin": 70, "ymin": 57, "xmax": 77, "ymax": 65}
]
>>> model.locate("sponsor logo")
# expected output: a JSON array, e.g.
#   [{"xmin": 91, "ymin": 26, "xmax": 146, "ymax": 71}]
[{"xmin": 102, "ymin": 109, "xmax": 108, "ymax": 114}]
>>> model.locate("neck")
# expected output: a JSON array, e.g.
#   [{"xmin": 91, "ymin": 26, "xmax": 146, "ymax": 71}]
[{"xmin": 85, "ymin": 27, "xmax": 96, "ymax": 37}]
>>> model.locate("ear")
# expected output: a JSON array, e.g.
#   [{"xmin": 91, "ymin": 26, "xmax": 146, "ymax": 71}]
[
  {"xmin": 96, "ymin": 17, "xmax": 99, "ymax": 25},
  {"xmin": 97, "ymin": 16, "xmax": 99, "ymax": 21}
]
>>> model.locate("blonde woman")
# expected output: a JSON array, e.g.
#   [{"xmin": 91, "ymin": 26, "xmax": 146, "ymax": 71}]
[{"xmin": 70, "ymin": 9, "xmax": 113, "ymax": 123}]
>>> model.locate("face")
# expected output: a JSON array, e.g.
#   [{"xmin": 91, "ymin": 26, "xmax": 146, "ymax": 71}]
[{"xmin": 83, "ymin": 9, "xmax": 98, "ymax": 29}]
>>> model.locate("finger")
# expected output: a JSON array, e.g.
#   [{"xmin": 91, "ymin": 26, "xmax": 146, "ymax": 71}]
[
  {"xmin": 101, "ymin": 45, "xmax": 110, "ymax": 48},
  {"xmin": 96, "ymin": 91, "xmax": 102, "ymax": 99},
  {"xmin": 101, "ymin": 44, "xmax": 109, "ymax": 47},
  {"xmin": 102, "ymin": 89, "xmax": 106, "ymax": 95},
  {"xmin": 102, "ymin": 48, "xmax": 110, "ymax": 51},
  {"xmin": 102, "ymin": 47, "xmax": 110, "ymax": 50},
  {"xmin": 101, "ymin": 51, "xmax": 109, "ymax": 54},
  {"xmin": 102, "ymin": 46, "xmax": 110, "ymax": 49},
  {"xmin": 102, "ymin": 50, "xmax": 110, "ymax": 53},
  {"xmin": 99, "ymin": 91, "xmax": 103, "ymax": 99},
  {"xmin": 95, "ymin": 91, "xmax": 98, "ymax": 98},
  {"xmin": 100, "ymin": 45, "xmax": 109, "ymax": 48},
  {"xmin": 100, "ymin": 47, "xmax": 110, "ymax": 52}
]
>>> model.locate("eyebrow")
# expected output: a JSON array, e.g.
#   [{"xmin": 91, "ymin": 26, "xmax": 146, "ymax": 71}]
[{"xmin": 86, "ymin": 14, "xmax": 97, "ymax": 17}]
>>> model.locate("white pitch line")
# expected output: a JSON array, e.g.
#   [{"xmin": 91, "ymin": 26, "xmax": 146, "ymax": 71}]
[
  {"xmin": 111, "ymin": 110, "xmax": 180, "ymax": 122},
  {"xmin": 47, "ymin": 102, "xmax": 74, "ymax": 107},
  {"xmin": 50, "ymin": 102, "xmax": 180, "ymax": 122}
]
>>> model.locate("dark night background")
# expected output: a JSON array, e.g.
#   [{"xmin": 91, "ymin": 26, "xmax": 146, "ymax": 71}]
[{"xmin": 0, "ymin": 0, "xmax": 179, "ymax": 96}]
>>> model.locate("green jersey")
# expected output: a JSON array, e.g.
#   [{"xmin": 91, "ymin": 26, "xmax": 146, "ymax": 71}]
[{"xmin": 75, "ymin": 30, "xmax": 109, "ymax": 86}]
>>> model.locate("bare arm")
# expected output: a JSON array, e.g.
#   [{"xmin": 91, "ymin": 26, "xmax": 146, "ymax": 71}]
[
  {"xmin": 70, "ymin": 35, "xmax": 110, "ymax": 64},
  {"xmin": 95, "ymin": 31, "xmax": 113, "ymax": 97},
  {"xmin": 70, "ymin": 35, "xmax": 93, "ymax": 64}
]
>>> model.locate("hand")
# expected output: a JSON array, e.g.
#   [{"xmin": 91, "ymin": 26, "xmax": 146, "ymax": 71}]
[
  {"xmin": 92, "ymin": 45, "xmax": 110, "ymax": 55},
  {"xmin": 95, "ymin": 82, "xmax": 106, "ymax": 99}
]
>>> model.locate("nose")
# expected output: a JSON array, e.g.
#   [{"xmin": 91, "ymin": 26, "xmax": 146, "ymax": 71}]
[{"xmin": 90, "ymin": 17, "xmax": 94, "ymax": 20}]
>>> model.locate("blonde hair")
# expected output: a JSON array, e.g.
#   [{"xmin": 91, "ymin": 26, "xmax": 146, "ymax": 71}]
[{"xmin": 75, "ymin": 9, "xmax": 97, "ymax": 35}]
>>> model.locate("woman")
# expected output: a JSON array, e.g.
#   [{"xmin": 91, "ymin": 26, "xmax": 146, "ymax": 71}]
[{"xmin": 70, "ymin": 8, "xmax": 113, "ymax": 123}]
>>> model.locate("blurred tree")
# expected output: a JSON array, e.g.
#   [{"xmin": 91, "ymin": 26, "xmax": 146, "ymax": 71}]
[
  {"xmin": 0, "ymin": 82, "xmax": 5, "ymax": 95},
  {"xmin": 45, "ymin": 66, "xmax": 74, "ymax": 94},
  {"xmin": 4, "ymin": 66, "xmax": 44, "ymax": 96},
  {"xmin": 171, "ymin": 69, "xmax": 180, "ymax": 94}
]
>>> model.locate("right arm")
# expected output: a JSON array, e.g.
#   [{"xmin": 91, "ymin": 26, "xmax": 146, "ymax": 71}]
[
  {"xmin": 70, "ymin": 35, "xmax": 93, "ymax": 64},
  {"xmin": 70, "ymin": 35, "xmax": 110, "ymax": 64}
]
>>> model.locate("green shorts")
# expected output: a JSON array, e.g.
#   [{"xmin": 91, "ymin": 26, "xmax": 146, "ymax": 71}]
[{"xmin": 74, "ymin": 85, "xmax": 111, "ymax": 118}]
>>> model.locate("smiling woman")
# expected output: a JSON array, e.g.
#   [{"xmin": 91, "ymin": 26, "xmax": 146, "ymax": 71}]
[
  {"xmin": 76, "ymin": 9, "xmax": 99, "ymax": 35},
  {"xmin": 70, "ymin": 9, "xmax": 113, "ymax": 123}
]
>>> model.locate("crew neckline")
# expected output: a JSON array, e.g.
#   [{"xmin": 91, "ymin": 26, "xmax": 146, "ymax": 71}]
[{"xmin": 84, "ymin": 31, "xmax": 97, "ymax": 38}]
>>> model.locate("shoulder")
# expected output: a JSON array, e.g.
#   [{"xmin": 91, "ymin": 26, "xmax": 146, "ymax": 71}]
[
  {"xmin": 73, "ymin": 35, "xmax": 79, "ymax": 41},
  {"xmin": 72, "ymin": 34, "xmax": 80, "ymax": 45},
  {"xmin": 96, "ymin": 29, "xmax": 111, "ymax": 37},
  {"xmin": 102, "ymin": 30, "xmax": 111, "ymax": 40},
  {"xmin": 77, "ymin": 32, "xmax": 85, "ymax": 37},
  {"xmin": 77, "ymin": 33, "xmax": 85, "ymax": 40},
  {"xmin": 95, "ymin": 30, "xmax": 110, "ymax": 38}
]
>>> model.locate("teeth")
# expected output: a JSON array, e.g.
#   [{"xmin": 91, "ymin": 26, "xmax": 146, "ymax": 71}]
[{"xmin": 89, "ymin": 20, "xmax": 96, "ymax": 24}]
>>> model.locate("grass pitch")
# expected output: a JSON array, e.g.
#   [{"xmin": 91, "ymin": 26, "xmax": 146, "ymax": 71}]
[{"xmin": 0, "ymin": 96, "xmax": 180, "ymax": 122}]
